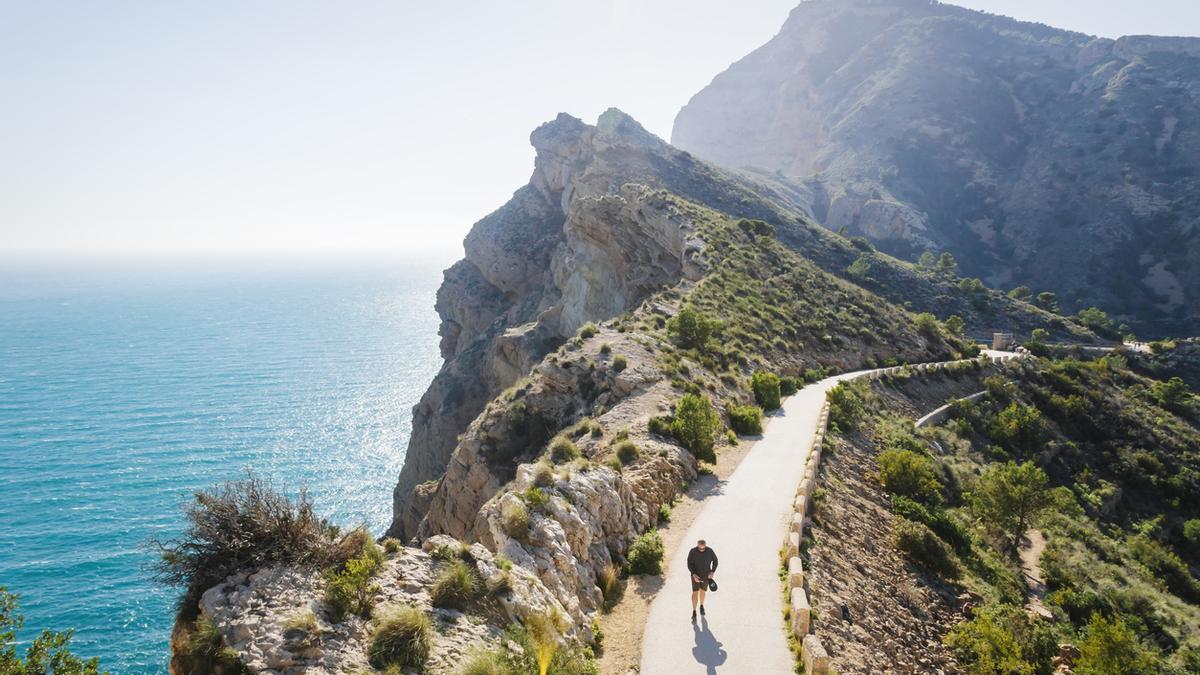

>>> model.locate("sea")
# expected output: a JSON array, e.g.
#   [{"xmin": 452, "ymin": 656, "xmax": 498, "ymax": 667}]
[{"xmin": 0, "ymin": 254, "xmax": 448, "ymax": 673}]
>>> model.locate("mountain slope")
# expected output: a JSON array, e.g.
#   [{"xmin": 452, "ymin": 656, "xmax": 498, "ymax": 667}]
[
  {"xmin": 389, "ymin": 109, "xmax": 1094, "ymax": 540},
  {"xmin": 672, "ymin": 0, "xmax": 1200, "ymax": 335}
]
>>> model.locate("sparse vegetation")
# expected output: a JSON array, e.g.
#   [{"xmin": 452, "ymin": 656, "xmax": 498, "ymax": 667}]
[
  {"xmin": 323, "ymin": 534, "xmax": 385, "ymax": 621},
  {"xmin": 612, "ymin": 355, "xmax": 628, "ymax": 372},
  {"xmin": 878, "ymin": 448, "xmax": 942, "ymax": 505}
]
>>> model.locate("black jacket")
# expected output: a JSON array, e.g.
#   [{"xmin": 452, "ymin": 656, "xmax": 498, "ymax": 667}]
[{"xmin": 687, "ymin": 546, "xmax": 718, "ymax": 578}]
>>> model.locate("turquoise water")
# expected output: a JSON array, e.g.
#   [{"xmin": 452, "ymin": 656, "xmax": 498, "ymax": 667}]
[{"xmin": 0, "ymin": 256, "xmax": 446, "ymax": 673}]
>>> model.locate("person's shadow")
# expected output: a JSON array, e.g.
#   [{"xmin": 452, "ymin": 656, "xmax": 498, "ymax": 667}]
[{"xmin": 691, "ymin": 616, "xmax": 727, "ymax": 674}]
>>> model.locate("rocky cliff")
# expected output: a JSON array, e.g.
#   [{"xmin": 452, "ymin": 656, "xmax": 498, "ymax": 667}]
[
  {"xmin": 673, "ymin": 0, "xmax": 1200, "ymax": 335},
  {"xmin": 391, "ymin": 105, "xmax": 1099, "ymax": 540}
]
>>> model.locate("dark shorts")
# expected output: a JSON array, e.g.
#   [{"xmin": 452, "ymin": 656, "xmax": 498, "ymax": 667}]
[{"xmin": 691, "ymin": 576, "xmax": 709, "ymax": 591}]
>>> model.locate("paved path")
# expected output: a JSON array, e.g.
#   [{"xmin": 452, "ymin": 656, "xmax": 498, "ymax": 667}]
[{"xmin": 640, "ymin": 351, "xmax": 1020, "ymax": 675}]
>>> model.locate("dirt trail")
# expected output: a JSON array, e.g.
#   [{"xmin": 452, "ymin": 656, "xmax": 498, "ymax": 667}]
[{"xmin": 1020, "ymin": 529, "xmax": 1051, "ymax": 619}]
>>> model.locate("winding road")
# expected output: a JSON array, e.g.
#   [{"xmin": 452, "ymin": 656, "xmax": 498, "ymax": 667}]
[{"xmin": 639, "ymin": 351, "xmax": 1019, "ymax": 674}]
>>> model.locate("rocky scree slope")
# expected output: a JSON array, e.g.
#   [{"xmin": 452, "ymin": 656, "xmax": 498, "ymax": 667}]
[
  {"xmin": 673, "ymin": 0, "xmax": 1200, "ymax": 335},
  {"xmin": 391, "ymin": 107, "xmax": 1095, "ymax": 540}
]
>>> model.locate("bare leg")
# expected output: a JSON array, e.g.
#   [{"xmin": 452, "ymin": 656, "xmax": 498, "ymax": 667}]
[
  {"xmin": 697, "ymin": 587, "xmax": 707, "ymax": 607},
  {"xmin": 691, "ymin": 590, "xmax": 699, "ymax": 610}
]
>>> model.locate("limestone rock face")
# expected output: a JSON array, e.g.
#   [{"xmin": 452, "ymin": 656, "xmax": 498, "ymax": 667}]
[
  {"xmin": 672, "ymin": 0, "xmax": 1200, "ymax": 334},
  {"xmin": 391, "ymin": 111, "xmax": 710, "ymax": 539}
]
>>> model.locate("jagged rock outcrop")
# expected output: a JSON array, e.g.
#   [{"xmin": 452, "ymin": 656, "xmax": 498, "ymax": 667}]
[
  {"xmin": 393, "ymin": 110, "xmax": 737, "ymax": 539},
  {"xmin": 673, "ymin": 0, "xmax": 1200, "ymax": 334}
]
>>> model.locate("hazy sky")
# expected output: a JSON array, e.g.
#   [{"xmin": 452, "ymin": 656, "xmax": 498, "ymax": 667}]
[{"xmin": 2, "ymin": 1, "xmax": 1198, "ymax": 257}]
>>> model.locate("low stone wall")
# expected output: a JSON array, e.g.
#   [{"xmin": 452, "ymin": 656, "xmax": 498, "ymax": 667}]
[{"xmin": 783, "ymin": 352, "xmax": 1026, "ymax": 673}]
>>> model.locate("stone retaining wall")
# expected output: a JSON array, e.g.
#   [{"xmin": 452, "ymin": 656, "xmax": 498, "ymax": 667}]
[{"xmin": 783, "ymin": 352, "xmax": 1026, "ymax": 673}]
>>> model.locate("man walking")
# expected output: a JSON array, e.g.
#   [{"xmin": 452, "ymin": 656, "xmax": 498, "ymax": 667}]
[{"xmin": 687, "ymin": 539, "xmax": 718, "ymax": 621}]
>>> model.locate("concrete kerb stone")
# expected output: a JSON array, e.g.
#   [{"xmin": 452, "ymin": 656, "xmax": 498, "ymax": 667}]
[
  {"xmin": 790, "ymin": 511, "xmax": 805, "ymax": 537},
  {"xmin": 787, "ymin": 530, "xmax": 800, "ymax": 559},
  {"xmin": 788, "ymin": 556, "xmax": 805, "ymax": 590},
  {"xmin": 794, "ymin": 494, "xmax": 807, "ymax": 516},
  {"xmin": 790, "ymin": 587, "xmax": 811, "ymax": 637},
  {"xmin": 802, "ymin": 634, "xmax": 831, "ymax": 674}
]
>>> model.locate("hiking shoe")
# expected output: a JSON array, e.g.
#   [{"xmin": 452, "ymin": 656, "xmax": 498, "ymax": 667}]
[
  {"xmin": 691, "ymin": 610, "xmax": 696, "ymax": 622},
  {"xmin": 700, "ymin": 605, "xmax": 706, "ymax": 616}
]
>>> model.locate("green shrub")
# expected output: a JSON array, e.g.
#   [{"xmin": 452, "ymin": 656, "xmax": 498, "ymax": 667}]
[
  {"xmin": 1008, "ymin": 286, "xmax": 1032, "ymax": 301},
  {"xmin": 368, "ymin": 604, "xmax": 432, "ymax": 670},
  {"xmin": 846, "ymin": 254, "xmax": 871, "ymax": 280},
  {"xmin": 894, "ymin": 518, "xmax": 958, "ymax": 578},
  {"xmin": 1150, "ymin": 376, "xmax": 1191, "ymax": 411},
  {"xmin": 728, "ymin": 404, "xmax": 763, "ymax": 435},
  {"xmin": 1184, "ymin": 519, "xmax": 1200, "ymax": 555},
  {"xmin": 579, "ymin": 322, "xmax": 598, "ymax": 339},
  {"xmin": 431, "ymin": 560, "xmax": 479, "ymax": 610},
  {"xmin": 878, "ymin": 449, "xmax": 943, "ymax": 505},
  {"xmin": 648, "ymin": 415, "xmax": 673, "ymax": 437},
  {"xmin": 944, "ymin": 604, "xmax": 1038, "ymax": 675},
  {"xmin": 750, "ymin": 371, "xmax": 782, "ymax": 410},
  {"xmin": 520, "ymin": 486, "xmax": 549, "ymax": 510},
  {"xmin": 599, "ymin": 343, "xmax": 611, "ymax": 355},
  {"xmin": 672, "ymin": 394, "xmax": 718, "ymax": 463},
  {"xmin": 668, "ymin": 306, "xmax": 716, "ymax": 350},
  {"xmin": 827, "ymin": 381, "xmax": 867, "ymax": 430},
  {"xmin": 1077, "ymin": 613, "xmax": 1158, "ymax": 674},
  {"xmin": 991, "ymin": 403, "xmax": 1043, "ymax": 449},
  {"xmin": 612, "ymin": 355, "xmax": 628, "ymax": 372},
  {"xmin": 958, "ymin": 277, "xmax": 985, "ymax": 293},
  {"xmin": 890, "ymin": 496, "xmax": 969, "ymax": 551},
  {"xmin": 1127, "ymin": 535, "xmax": 1200, "ymax": 602},
  {"xmin": 177, "ymin": 614, "xmax": 244, "ymax": 674},
  {"xmin": 549, "ymin": 436, "xmax": 580, "ymax": 464},
  {"xmin": 944, "ymin": 315, "xmax": 965, "ymax": 336},
  {"xmin": 779, "ymin": 376, "xmax": 801, "ymax": 396},
  {"xmin": 604, "ymin": 457, "xmax": 622, "ymax": 472},
  {"xmin": 658, "ymin": 503, "xmax": 672, "ymax": 522},
  {"xmin": 382, "ymin": 538, "xmax": 402, "ymax": 554},
  {"xmin": 615, "ymin": 440, "xmax": 639, "ymax": 465},
  {"xmin": 500, "ymin": 500, "xmax": 530, "ymax": 541},
  {"xmin": 324, "ymin": 554, "xmax": 382, "ymax": 621},
  {"xmin": 627, "ymin": 531, "xmax": 665, "ymax": 575},
  {"xmin": 915, "ymin": 312, "xmax": 940, "ymax": 336}
]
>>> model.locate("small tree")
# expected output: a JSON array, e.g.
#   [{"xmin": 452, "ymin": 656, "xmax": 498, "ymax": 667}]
[
  {"xmin": 937, "ymin": 251, "xmax": 958, "ymax": 276},
  {"xmin": 750, "ymin": 371, "xmax": 782, "ymax": 410},
  {"xmin": 0, "ymin": 587, "xmax": 106, "ymax": 674},
  {"xmin": 1076, "ymin": 307, "xmax": 1113, "ymax": 332},
  {"xmin": 1035, "ymin": 292, "xmax": 1058, "ymax": 313},
  {"xmin": 672, "ymin": 394, "xmax": 718, "ymax": 462},
  {"xmin": 944, "ymin": 315, "xmax": 965, "ymax": 336},
  {"xmin": 915, "ymin": 312, "xmax": 940, "ymax": 336},
  {"xmin": 958, "ymin": 277, "xmax": 985, "ymax": 293},
  {"xmin": 1007, "ymin": 286, "xmax": 1033, "ymax": 301},
  {"xmin": 918, "ymin": 251, "xmax": 936, "ymax": 269},
  {"xmin": 847, "ymin": 255, "xmax": 872, "ymax": 280},
  {"xmin": 1150, "ymin": 376, "xmax": 1191, "ymax": 411},
  {"xmin": 668, "ymin": 306, "xmax": 715, "ymax": 350},
  {"xmin": 968, "ymin": 461, "xmax": 1054, "ymax": 555}
]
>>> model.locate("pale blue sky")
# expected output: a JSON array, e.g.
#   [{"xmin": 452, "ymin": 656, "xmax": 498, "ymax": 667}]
[{"xmin": 2, "ymin": 1, "xmax": 1197, "ymax": 257}]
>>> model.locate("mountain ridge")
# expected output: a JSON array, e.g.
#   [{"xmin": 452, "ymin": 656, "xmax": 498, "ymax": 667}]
[{"xmin": 672, "ymin": 0, "xmax": 1200, "ymax": 335}]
